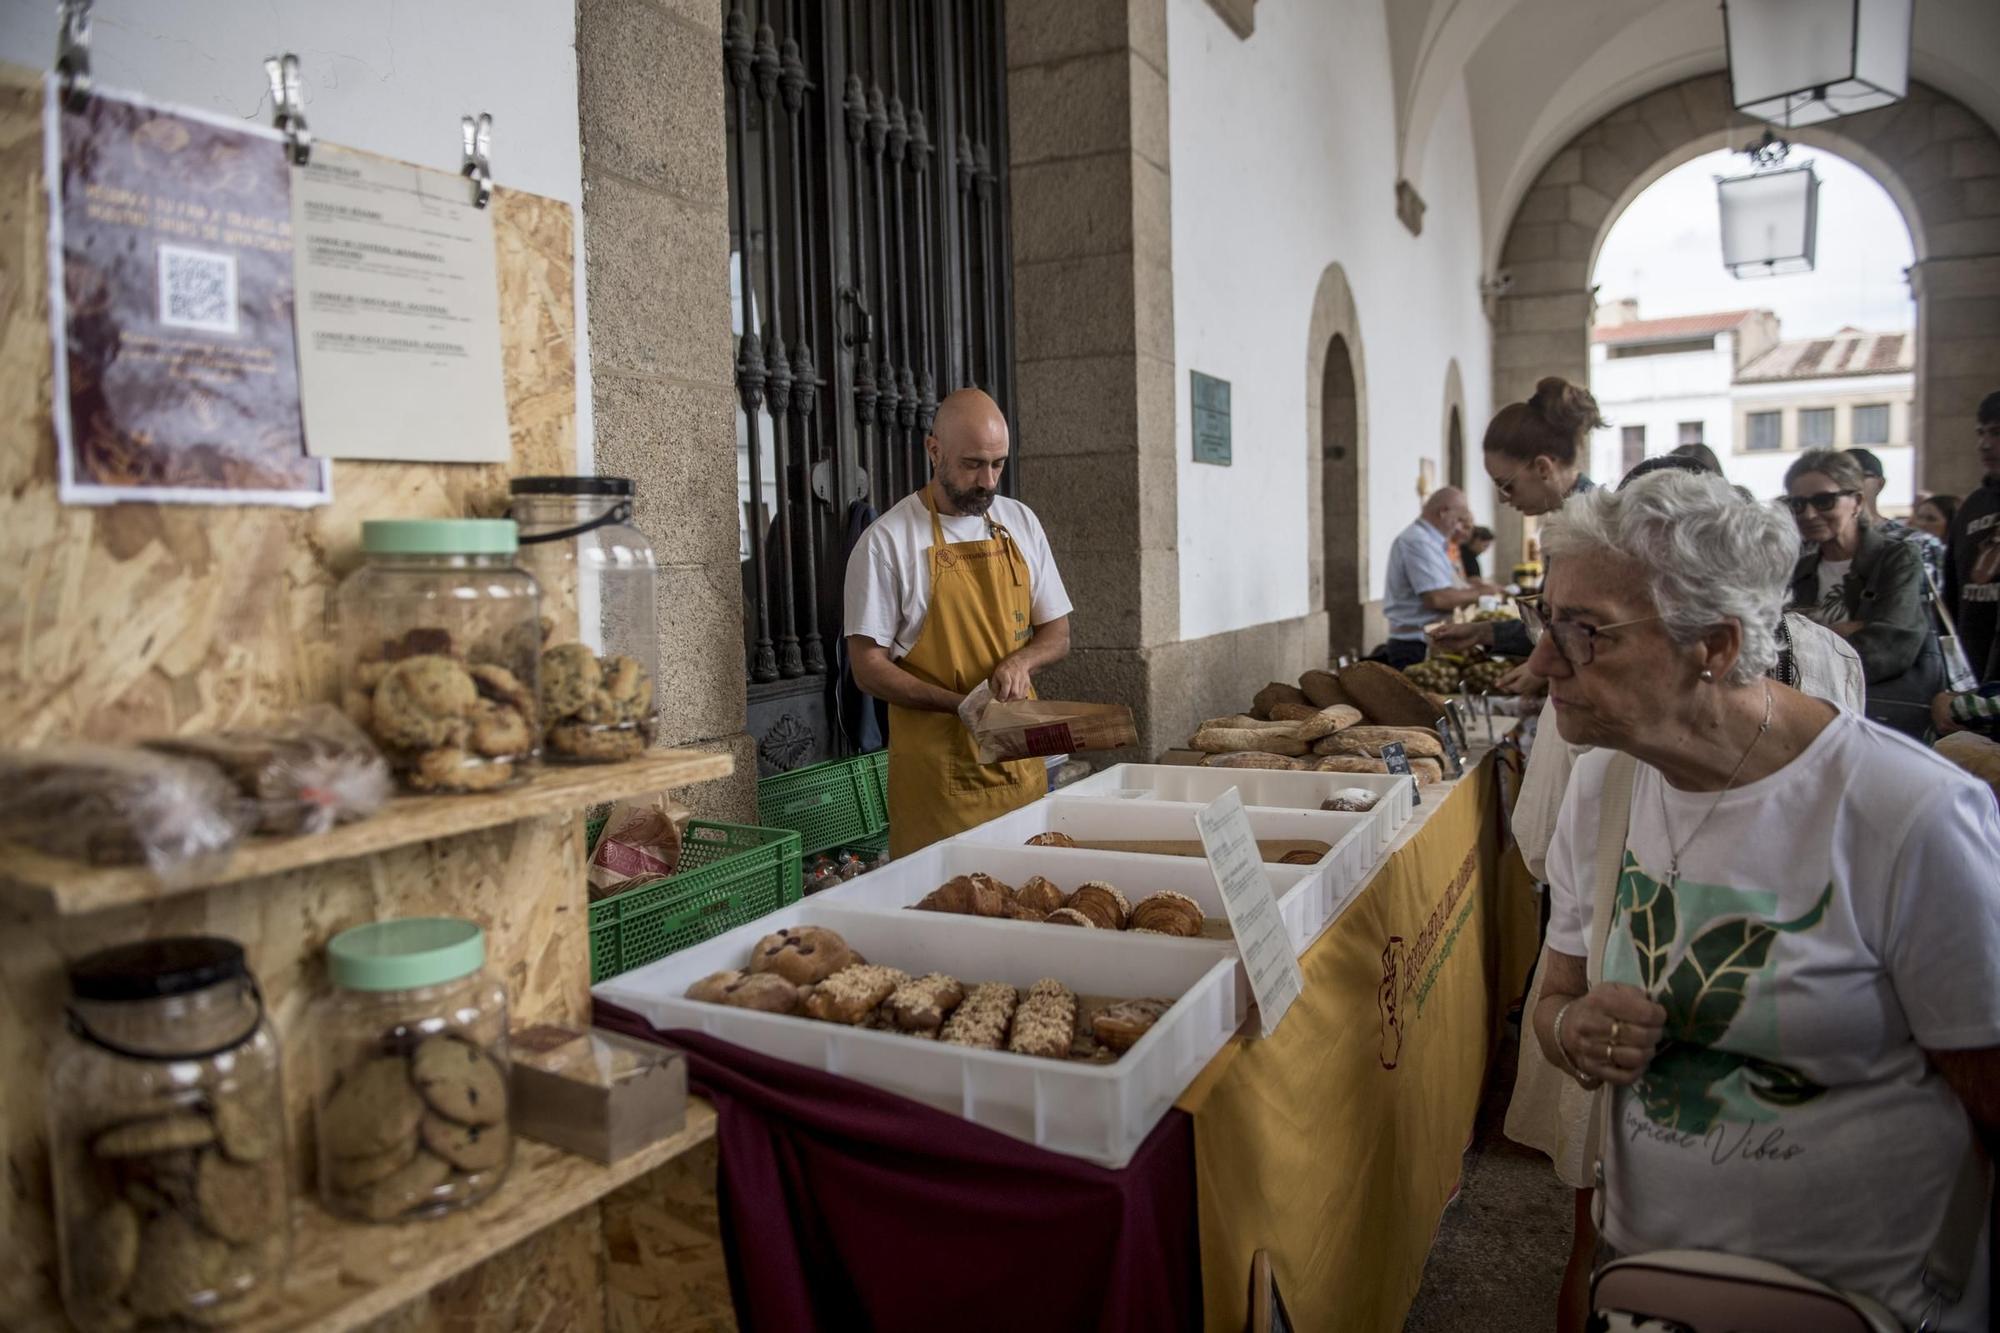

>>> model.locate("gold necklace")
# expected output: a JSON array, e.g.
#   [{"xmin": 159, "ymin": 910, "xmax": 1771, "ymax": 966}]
[{"xmin": 1656, "ymin": 683, "xmax": 1774, "ymax": 892}]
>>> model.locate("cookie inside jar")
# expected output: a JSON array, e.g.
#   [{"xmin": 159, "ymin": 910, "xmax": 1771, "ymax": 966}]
[
  {"xmin": 511, "ymin": 476, "xmax": 660, "ymax": 765},
  {"xmin": 312, "ymin": 919, "xmax": 514, "ymax": 1223},
  {"xmin": 337, "ymin": 520, "xmax": 543, "ymax": 795},
  {"xmin": 46, "ymin": 938, "xmax": 292, "ymax": 1330}
]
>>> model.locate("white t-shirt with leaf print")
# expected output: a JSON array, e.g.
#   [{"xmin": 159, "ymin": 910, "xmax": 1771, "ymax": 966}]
[{"xmin": 1546, "ymin": 710, "xmax": 2000, "ymax": 1330}]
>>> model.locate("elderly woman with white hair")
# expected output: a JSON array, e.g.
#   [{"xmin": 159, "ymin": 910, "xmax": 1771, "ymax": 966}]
[{"xmin": 1528, "ymin": 471, "xmax": 2000, "ymax": 1329}]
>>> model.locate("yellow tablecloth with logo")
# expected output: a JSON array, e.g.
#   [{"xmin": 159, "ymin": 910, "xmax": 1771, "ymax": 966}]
[{"xmin": 1176, "ymin": 753, "xmax": 1540, "ymax": 1332}]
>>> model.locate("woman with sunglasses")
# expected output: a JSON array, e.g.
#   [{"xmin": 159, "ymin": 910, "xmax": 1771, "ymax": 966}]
[
  {"xmin": 1528, "ymin": 469, "xmax": 1998, "ymax": 1332},
  {"xmin": 1784, "ymin": 449, "xmax": 1938, "ymax": 736}
]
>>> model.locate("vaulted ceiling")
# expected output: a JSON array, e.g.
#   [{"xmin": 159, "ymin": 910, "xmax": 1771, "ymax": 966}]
[{"xmin": 1388, "ymin": 0, "xmax": 2000, "ymax": 266}]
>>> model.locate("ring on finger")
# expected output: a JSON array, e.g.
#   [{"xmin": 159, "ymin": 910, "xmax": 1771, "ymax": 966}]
[
  {"xmin": 1603, "ymin": 1041, "xmax": 1614, "ymax": 1066},
  {"xmin": 1610, "ymin": 1019, "xmax": 1623, "ymax": 1043}
]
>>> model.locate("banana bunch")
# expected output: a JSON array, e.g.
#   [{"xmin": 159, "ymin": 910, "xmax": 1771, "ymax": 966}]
[
  {"xmin": 1402, "ymin": 657, "xmax": 1462, "ymax": 693},
  {"xmin": 1461, "ymin": 657, "xmax": 1519, "ymax": 694}
]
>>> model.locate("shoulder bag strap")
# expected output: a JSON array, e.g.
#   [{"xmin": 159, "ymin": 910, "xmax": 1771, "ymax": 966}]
[{"xmin": 1583, "ymin": 752, "xmax": 1639, "ymax": 1220}]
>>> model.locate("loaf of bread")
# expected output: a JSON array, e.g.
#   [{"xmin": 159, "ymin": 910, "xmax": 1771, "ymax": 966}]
[
  {"xmin": 1298, "ymin": 669, "xmax": 1351, "ymax": 709},
  {"xmin": 1198, "ymin": 715, "xmax": 1299, "ymax": 733},
  {"xmin": 1309, "ymin": 753, "xmax": 1442, "ymax": 784},
  {"xmin": 1266, "ymin": 701, "xmax": 1322, "ymax": 723},
  {"xmin": 1252, "ymin": 682, "xmax": 1310, "ymax": 719},
  {"xmin": 1007, "ymin": 979, "xmax": 1078, "ymax": 1059},
  {"xmin": 1297, "ymin": 705, "xmax": 1363, "ymax": 741},
  {"xmin": 1192, "ymin": 727, "xmax": 1308, "ymax": 757},
  {"xmin": 1203, "ymin": 752, "xmax": 1305, "ymax": 770},
  {"xmin": 1337, "ymin": 661, "xmax": 1447, "ymax": 728},
  {"xmin": 803, "ymin": 964, "xmax": 908, "ymax": 1024},
  {"xmin": 1312, "ymin": 725, "xmax": 1444, "ymax": 759}
]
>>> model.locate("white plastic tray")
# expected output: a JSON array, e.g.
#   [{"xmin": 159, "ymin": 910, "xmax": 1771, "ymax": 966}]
[
  {"xmin": 1060, "ymin": 764, "xmax": 1414, "ymax": 856},
  {"xmin": 592, "ymin": 901, "xmax": 1239, "ymax": 1168},
  {"xmin": 811, "ymin": 842, "xmax": 1322, "ymax": 1025},
  {"xmin": 945, "ymin": 797, "xmax": 1376, "ymax": 950}
]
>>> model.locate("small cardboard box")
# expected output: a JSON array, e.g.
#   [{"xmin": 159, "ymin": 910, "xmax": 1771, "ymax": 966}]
[{"xmin": 507, "ymin": 1024, "xmax": 687, "ymax": 1163}]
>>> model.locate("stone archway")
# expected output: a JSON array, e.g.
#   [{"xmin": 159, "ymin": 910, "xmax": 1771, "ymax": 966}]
[
  {"xmin": 1306, "ymin": 263, "xmax": 1370, "ymax": 662},
  {"xmin": 1442, "ymin": 358, "xmax": 1467, "ymax": 489},
  {"xmin": 1491, "ymin": 73, "xmax": 2000, "ymax": 535}
]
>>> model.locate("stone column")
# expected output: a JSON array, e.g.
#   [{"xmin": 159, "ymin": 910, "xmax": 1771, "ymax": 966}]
[
  {"xmin": 1910, "ymin": 254, "xmax": 2000, "ymax": 499},
  {"xmin": 1006, "ymin": 0, "xmax": 1183, "ymax": 758},
  {"xmin": 577, "ymin": 0, "xmax": 755, "ymax": 818}
]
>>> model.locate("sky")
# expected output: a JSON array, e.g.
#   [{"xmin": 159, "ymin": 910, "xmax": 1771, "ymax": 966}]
[{"xmin": 1592, "ymin": 147, "xmax": 1915, "ymax": 339}]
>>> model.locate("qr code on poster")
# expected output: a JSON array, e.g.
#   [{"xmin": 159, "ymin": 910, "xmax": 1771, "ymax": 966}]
[{"xmin": 156, "ymin": 244, "xmax": 239, "ymax": 334}]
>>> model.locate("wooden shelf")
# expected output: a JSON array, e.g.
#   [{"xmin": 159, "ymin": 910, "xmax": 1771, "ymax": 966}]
[
  {"xmin": 0, "ymin": 749, "xmax": 733, "ymax": 916},
  {"xmin": 16, "ymin": 1101, "xmax": 719, "ymax": 1333}
]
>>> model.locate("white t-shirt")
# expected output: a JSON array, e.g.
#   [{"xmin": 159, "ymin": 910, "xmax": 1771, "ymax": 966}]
[
  {"xmin": 842, "ymin": 490, "xmax": 1073, "ymax": 659},
  {"xmin": 1810, "ymin": 557, "xmax": 1853, "ymax": 625},
  {"xmin": 1547, "ymin": 712, "xmax": 2000, "ymax": 1330}
]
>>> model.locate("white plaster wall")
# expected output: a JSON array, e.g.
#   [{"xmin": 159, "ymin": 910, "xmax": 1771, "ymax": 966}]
[
  {"xmin": 1588, "ymin": 340, "xmax": 1736, "ymax": 480},
  {"xmin": 1167, "ymin": 0, "xmax": 1494, "ymax": 641},
  {"xmin": 1732, "ymin": 375, "xmax": 1918, "ymax": 510},
  {"xmin": 0, "ymin": 0, "xmax": 593, "ymax": 463}
]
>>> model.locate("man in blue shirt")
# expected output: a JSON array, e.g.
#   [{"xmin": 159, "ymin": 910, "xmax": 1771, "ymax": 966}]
[{"xmin": 1370, "ymin": 486, "xmax": 1496, "ymax": 667}]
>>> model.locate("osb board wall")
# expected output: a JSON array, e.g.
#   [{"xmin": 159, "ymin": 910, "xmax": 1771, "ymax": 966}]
[{"xmin": 0, "ymin": 62, "xmax": 612, "ymax": 1323}]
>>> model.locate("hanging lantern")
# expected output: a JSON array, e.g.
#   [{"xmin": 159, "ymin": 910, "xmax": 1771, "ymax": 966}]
[
  {"xmin": 1722, "ymin": 0, "xmax": 1911, "ymax": 128},
  {"xmin": 1716, "ymin": 135, "xmax": 1820, "ymax": 278}
]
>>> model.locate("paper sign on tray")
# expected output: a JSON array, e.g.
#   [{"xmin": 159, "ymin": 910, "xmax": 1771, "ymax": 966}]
[{"xmin": 1196, "ymin": 788, "xmax": 1303, "ymax": 1036}]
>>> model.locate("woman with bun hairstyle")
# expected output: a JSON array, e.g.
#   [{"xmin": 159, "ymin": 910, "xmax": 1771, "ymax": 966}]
[{"xmin": 1428, "ymin": 377, "xmax": 1604, "ymax": 665}]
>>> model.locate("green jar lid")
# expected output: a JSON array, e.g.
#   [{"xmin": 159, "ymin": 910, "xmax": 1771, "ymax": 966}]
[
  {"xmin": 362, "ymin": 519, "xmax": 518, "ymax": 556},
  {"xmin": 328, "ymin": 918, "xmax": 485, "ymax": 991}
]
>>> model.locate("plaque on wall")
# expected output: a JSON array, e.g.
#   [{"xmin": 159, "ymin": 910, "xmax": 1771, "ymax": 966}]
[{"xmin": 1191, "ymin": 370, "xmax": 1232, "ymax": 467}]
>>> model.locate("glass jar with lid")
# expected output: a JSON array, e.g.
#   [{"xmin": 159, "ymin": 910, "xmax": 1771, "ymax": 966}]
[
  {"xmin": 510, "ymin": 477, "xmax": 658, "ymax": 763},
  {"xmin": 311, "ymin": 918, "xmax": 511, "ymax": 1222},
  {"xmin": 46, "ymin": 937, "xmax": 290, "ymax": 1330},
  {"xmin": 337, "ymin": 518, "xmax": 542, "ymax": 793}
]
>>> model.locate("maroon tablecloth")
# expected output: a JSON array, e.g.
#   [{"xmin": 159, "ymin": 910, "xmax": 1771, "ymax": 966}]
[{"xmin": 594, "ymin": 1000, "xmax": 1202, "ymax": 1333}]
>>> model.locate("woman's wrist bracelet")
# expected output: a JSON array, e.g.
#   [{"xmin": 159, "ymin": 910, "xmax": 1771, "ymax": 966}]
[{"xmin": 1552, "ymin": 999, "xmax": 1603, "ymax": 1090}]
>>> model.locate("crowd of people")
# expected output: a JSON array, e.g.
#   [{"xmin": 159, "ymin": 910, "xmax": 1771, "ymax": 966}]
[{"xmin": 1373, "ymin": 377, "xmax": 2000, "ymax": 1331}]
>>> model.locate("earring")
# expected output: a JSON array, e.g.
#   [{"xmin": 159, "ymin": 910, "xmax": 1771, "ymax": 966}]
[{"xmin": 1699, "ymin": 670, "xmax": 1714, "ymax": 681}]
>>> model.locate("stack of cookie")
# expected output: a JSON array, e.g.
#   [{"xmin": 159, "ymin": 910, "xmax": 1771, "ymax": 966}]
[
  {"xmin": 61, "ymin": 1091, "xmax": 287, "ymax": 1329},
  {"xmin": 538, "ymin": 643, "xmax": 655, "ymax": 762},
  {"xmin": 318, "ymin": 1033, "xmax": 511, "ymax": 1222},
  {"xmin": 344, "ymin": 633, "xmax": 539, "ymax": 793},
  {"xmin": 681, "ymin": 926, "xmax": 1177, "ymax": 1063},
  {"xmin": 912, "ymin": 873, "xmax": 1207, "ymax": 939}
]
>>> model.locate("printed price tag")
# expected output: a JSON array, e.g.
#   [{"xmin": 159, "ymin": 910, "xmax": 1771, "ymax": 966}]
[
  {"xmin": 1196, "ymin": 789, "xmax": 1303, "ymax": 1036},
  {"xmin": 1434, "ymin": 716, "xmax": 1465, "ymax": 778},
  {"xmin": 1381, "ymin": 741, "xmax": 1419, "ymax": 805}
]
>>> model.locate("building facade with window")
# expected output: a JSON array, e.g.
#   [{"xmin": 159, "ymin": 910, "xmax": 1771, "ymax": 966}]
[
  {"xmin": 1731, "ymin": 328, "xmax": 1916, "ymax": 509},
  {"xmin": 1586, "ymin": 302, "xmax": 1779, "ymax": 480}
]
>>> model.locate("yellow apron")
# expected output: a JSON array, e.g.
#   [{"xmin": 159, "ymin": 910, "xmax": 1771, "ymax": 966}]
[{"xmin": 886, "ymin": 488, "xmax": 1049, "ymax": 856}]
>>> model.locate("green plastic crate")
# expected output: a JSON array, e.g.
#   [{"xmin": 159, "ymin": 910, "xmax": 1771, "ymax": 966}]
[
  {"xmin": 757, "ymin": 751, "xmax": 888, "ymax": 860},
  {"xmin": 588, "ymin": 821, "xmax": 803, "ymax": 983}
]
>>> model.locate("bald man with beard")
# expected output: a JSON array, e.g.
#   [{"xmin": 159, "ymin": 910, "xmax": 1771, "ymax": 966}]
[
  {"xmin": 844, "ymin": 389, "xmax": 1073, "ymax": 854},
  {"xmin": 1370, "ymin": 485, "xmax": 1499, "ymax": 668}
]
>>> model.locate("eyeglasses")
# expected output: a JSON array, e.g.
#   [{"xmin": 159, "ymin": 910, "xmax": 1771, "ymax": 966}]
[
  {"xmin": 1783, "ymin": 490, "xmax": 1855, "ymax": 515},
  {"xmin": 1517, "ymin": 595, "xmax": 1659, "ymax": 667},
  {"xmin": 1494, "ymin": 459, "xmax": 1532, "ymax": 500}
]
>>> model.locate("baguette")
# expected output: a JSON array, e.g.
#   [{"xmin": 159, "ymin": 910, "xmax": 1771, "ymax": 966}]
[
  {"xmin": 1251, "ymin": 682, "xmax": 1310, "ymax": 719},
  {"xmin": 1337, "ymin": 661, "xmax": 1447, "ymax": 728},
  {"xmin": 1198, "ymin": 715, "xmax": 1298, "ymax": 733},
  {"xmin": 1312, "ymin": 725, "xmax": 1443, "ymax": 759},
  {"xmin": 1297, "ymin": 704, "xmax": 1363, "ymax": 741},
  {"xmin": 1203, "ymin": 751, "xmax": 1306, "ymax": 770},
  {"xmin": 1193, "ymin": 727, "xmax": 1308, "ymax": 757},
  {"xmin": 1310, "ymin": 753, "xmax": 1442, "ymax": 785}
]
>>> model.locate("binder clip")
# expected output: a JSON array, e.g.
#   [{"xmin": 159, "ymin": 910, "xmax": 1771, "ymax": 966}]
[
  {"xmin": 264, "ymin": 54, "xmax": 311, "ymax": 165},
  {"xmin": 55, "ymin": 0, "xmax": 92, "ymax": 111},
  {"xmin": 461, "ymin": 113, "xmax": 493, "ymax": 209}
]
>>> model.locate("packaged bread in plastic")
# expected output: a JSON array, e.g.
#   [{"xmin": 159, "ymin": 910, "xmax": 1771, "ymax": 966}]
[
  {"xmin": 0, "ymin": 745, "xmax": 253, "ymax": 876},
  {"xmin": 146, "ymin": 705, "xmax": 392, "ymax": 836}
]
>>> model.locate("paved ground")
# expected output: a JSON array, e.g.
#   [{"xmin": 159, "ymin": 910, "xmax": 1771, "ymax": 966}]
[{"xmin": 1403, "ymin": 1030, "xmax": 1574, "ymax": 1332}]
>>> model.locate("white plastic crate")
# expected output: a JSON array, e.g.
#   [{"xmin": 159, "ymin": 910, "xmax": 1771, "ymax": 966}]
[
  {"xmin": 946, "ymin": 797, "xmax": 1375, "ymax": 950},
  {"xmin": 1060, "ymin": 764, "xmax": 1414, "ymax": 856},
  {"xmin": 592, "ymin": 900, "xmax": 1239, "ymax": 1168},
  {"xmin": 810, "ymin": 842, "xmax": 1324, "ymax": 1024}
]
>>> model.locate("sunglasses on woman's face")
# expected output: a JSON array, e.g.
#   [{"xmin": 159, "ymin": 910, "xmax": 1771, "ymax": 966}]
[{"xmin": 1783, "ymin": 490, "xmax": 1855, "ymax": 515}]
